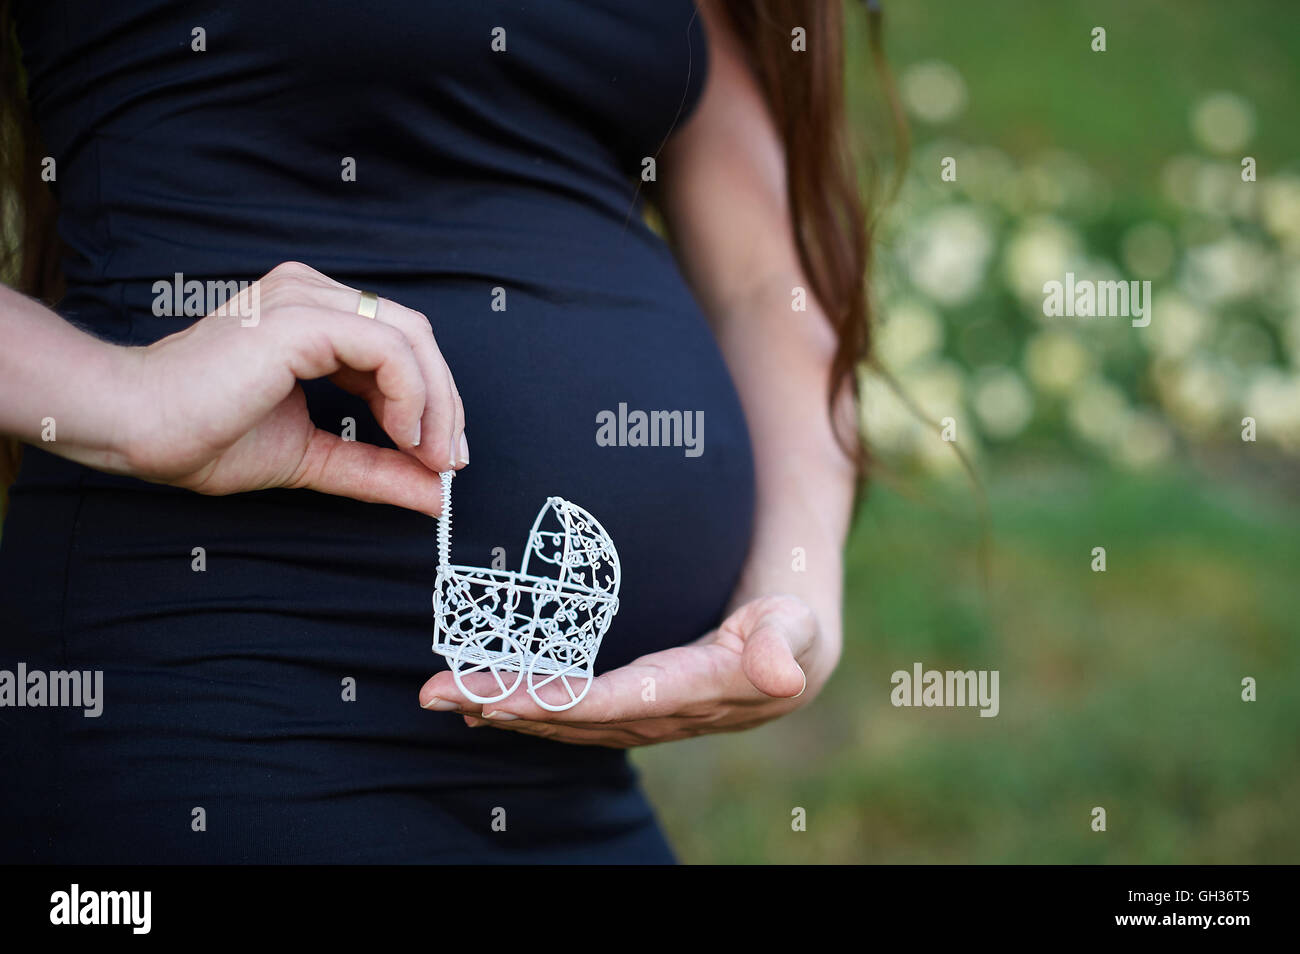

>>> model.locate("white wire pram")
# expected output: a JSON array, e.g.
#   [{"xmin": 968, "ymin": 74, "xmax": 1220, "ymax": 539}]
[{"xmin": 431, "ymin": 471, "xmax": 621, "ymax": 712}]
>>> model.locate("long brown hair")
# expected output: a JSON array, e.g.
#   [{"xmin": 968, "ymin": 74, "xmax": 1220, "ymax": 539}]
[
  {"xmin": 0, "ymin": 0, "xmax": 903, "ymax": 497},
  {"xmin": 1, "ymin": 0, "xmax": 64, "ymax": 494},
  {"xmin": 720, "ymin": 0, "xmax": 905, "ymax": 478}
]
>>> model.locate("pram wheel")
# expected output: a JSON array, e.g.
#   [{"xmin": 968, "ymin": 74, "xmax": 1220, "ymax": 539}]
[
  {"xmin": 448, "ymin": 630, "xmax": 526, "ymax": 705},
  {"xmin": 526, "ymin": 639, "xmax": 595, "ymax": 712}
]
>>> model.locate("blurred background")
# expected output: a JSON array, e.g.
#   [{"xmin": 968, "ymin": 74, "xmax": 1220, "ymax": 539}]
[{"xmin": 634, "ymin": 0, "xmax": 1300, "ymax": 862}]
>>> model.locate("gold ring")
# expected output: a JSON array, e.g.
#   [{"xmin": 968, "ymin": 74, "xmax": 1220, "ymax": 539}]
[{"xmin": 357, "ymin": 290, "xmax": 379, "ymax": 319}]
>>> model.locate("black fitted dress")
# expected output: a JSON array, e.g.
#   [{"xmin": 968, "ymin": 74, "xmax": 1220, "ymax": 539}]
[{"xmin": 0, "ymin": 0, "xmax": 755, "ymax": 862}]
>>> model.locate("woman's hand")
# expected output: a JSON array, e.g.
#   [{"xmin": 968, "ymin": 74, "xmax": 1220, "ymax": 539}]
[
  {"xmin": 111, "ymin": 261, "xmax": 465, "ymax": 514},
  {"xmin": 418, "ymin": 594, "xmax": 828, "ymax": 748}
]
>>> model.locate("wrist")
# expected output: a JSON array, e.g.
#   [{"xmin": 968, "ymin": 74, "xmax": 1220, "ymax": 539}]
[
  {"xmin": 98, "ymin": 342, "xmax": 150, "ymax": 473},
  {"xmin": 45, "ymin": 337, "xmax": 149, "ymax": 475}
]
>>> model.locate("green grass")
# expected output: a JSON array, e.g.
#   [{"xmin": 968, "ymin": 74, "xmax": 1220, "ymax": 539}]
[
  {"xmin": 633, "ymin": 461, "xmax": 1300, "ymax": 862},
  {"xmin": 849, "ymin": 0, "xmax": 1300, "ymax": 186},
  {"xmin": 625, "ymin": 4, "xmax": 1297, "ymax": 864}
]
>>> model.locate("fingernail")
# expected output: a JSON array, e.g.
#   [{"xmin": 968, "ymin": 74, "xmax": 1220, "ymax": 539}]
[
  {"xmin": 793, "ymin": 665, "xmax": 807, "ymax": 699},
  {"xmin": 457, "ymin": 432, "xmax": 469, "ymax": 466},
  {"xmin": 413, "ymin": 419, "xmax": 422, "ymax": 447},
  {"xmin": 421, "ymin": 696, "xmax": 459, "ymax": 711},
  {"xmin": 464, "ymin": 716, "xmax": 486, "ymax": 728},
  {"xmin": 482, "ymin": 710, "xmax": 517, "ymax": 721}
]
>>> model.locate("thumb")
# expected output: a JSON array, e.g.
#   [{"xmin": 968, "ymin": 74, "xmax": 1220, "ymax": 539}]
[
  {"xmin": 739, "ymin": 610, "xmax": 808, "ymax": 699},
  {"xmin": 291, "ymin": 428, "xmax": 445, "ymax": 516}
]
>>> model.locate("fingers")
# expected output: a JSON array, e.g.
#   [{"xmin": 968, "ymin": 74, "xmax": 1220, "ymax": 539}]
[
  {"xmin": 460, "ymin": 715, "xmax": 646, "ymax": 748},
  {"xmin": 737, "ymin": 600, "xmax": 813, "ymax": 699},
  {"xmin": 277, "ymin": 307, "xmax": 429, "ymax": 457},
  {"xmin": 419, "ymin": 666, "xmax": 616, "ymax": 722},
  {"xmin": 289, "ymin": 428, "xmax": 444, "ymax": 515},
  {"xmin": 461, "ymin": 711, "xmax": 765, "ymax": 746},
  {"xmin": 293, "ymin": 270, "xmax": 468, "ymax": 472},
  {"xmin": 360, "ymin": 295, "xmax": 465, "ymax": 472},
  {"xmin": 740, "ymin": 622, "xmax": 807, "ymax": 698},
  {"xmin": 418, "ymin": 644, "xmax": 731, "ymax": 723}
]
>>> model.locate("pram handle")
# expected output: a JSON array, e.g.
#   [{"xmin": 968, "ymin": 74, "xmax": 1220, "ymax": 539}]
[{"xmin": 437, "ymin": 470, "xmax": 454, "ymax": 569}]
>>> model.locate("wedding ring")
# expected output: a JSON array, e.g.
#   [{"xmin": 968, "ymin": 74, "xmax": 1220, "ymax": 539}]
[{"xmin": 357, "ymin": 290, "xmax": 379, "ymax": 319}]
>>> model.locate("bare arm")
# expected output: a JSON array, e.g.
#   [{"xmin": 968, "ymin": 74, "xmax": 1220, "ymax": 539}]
[
  {"xmin": 0, "ymin": 262, "xmax": 468, "ymax": 513},
  {"xmin": 420, "ymin": 1, "xmax": 857, "ymax": 741},
  {"xmin": 0, "ymin": 284, "xmax": 138, "ymax": 473},
  {"xmin": 657, "ymin": 0, "xmax": 855, "ymax": 690}
]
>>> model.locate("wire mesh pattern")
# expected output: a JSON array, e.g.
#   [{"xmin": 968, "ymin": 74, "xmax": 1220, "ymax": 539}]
[{"xmin": 431, "ymin": 471, "xmax": 621, "ymax": 711}]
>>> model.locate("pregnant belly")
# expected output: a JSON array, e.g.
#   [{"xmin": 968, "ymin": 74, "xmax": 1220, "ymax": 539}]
[
  {"xmin": 0, "ymin": 244, "xmax": 755, "ymax": 844},
  {"xmin": 302, "ymin": 266, "xmax": 756, "ymax": 672},
  {"xmin": 12, "ymin": 234, "xmax": 755, "ymax": 678}
]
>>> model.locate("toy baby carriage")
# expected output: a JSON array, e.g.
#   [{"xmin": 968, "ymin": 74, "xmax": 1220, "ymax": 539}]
[{"xmin": 431, "ymin": 471, "xmax": 621, "ymax": 712}]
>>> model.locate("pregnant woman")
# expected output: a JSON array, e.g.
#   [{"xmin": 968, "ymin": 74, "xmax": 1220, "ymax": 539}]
[{"xmin": 0, "ymin": 0, "xmax": 872, "ymax": 862}]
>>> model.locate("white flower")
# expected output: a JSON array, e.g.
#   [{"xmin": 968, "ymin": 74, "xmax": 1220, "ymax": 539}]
[
  {"xmin": 859, "ymin": 369, "xmax": 921, "ymax": 455},
  {"xmin": 916, "ymin": 424, "xmax": 974, "ymax": 476},
  {"xmin": 863, "ymin": 359, "xmax": 975, "ymax": 474},
  {"xmin": 1072, "ymin": 256, "xmax": 1126, "ymax": 290},
  {"xmin": 1241, "ymin": 369, "xmax": 1300, "ymax": 451},
  {"xmin": 971, "ymin": 367, "xmax": 1034, "ymax": 439},
  {"xmin": 1067, "ymin": 377, "xmax": 1128, "ymax": 448},
  {"xmin": 901, "ymin": 359, "xmax": 968, "ymax": 422},
  {"xmin": 1178, "ymin": 236, "xmax": 1272, "ymax": 304},
  {"xmin": 878, "ymin": 299, "xmax": 944, "ymax": 369},
  {"xmin": 1003, "ymin": 216, "xmax": 1083, "ymax": 305},
  {"xmin": 1156, "ymin": 357, "xmax": 1234, "ymax": 436},
  {"xmin": 900, "ymin": 61, "xmax": 968, "ymax": 125},
  {"xmin": 1193, "ymin": 161, "xmax": 1254, "ymax": 219},
  {"xmin": 901, "ymin": 205, "xmax": 995, "ymax": 307},
  {"xmin": 1113, "ymin": 411, "xmax": 1175, "ymax": 469},
  {"xmin": 1259, "ymin": 175, "xmax": 1300, "ymax": 244},
  {"xmin": 1190, "ymin": 91, "xmax": 1256, "ymax": 155},
  {"xmin": 1142, "ymin": 292, "xmax": 1212, "ymax": 362},
  {"xmin": 1024, "ymin": 329, "xmax": 1093, "ymax": 396}
]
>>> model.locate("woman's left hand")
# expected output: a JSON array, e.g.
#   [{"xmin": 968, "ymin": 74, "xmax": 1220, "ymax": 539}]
[{"xmin": 418, "ymin": 594, "xmax": 826, "ymax": 748}]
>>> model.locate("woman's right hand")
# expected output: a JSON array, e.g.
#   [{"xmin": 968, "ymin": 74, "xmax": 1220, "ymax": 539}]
[{"xmin": 107, "ymin": 261, "xmax": 465, "ymax": 515}]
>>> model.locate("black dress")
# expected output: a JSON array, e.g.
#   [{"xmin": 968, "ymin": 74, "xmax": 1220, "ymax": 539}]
[{"xmin": 0, "ymin": 0, "xmax": 755, "ymax": 862}]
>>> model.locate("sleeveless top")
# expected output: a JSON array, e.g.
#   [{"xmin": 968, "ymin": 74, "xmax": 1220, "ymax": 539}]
[{"xmin": 2, "ymin": 0, "xmax": 755, "ymax": 862}]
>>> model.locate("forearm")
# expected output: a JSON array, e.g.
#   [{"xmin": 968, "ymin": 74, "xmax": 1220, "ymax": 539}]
[
  {"xmin": 650, "ymin": 1, "xmax": 856, "ymax": 690},
  {"xmin": 0, "ymin": 283, "xmax": 136, "ymax": 471},
  {"xmin": 714, "ymin": 273, "xmax": 855, "ymax": 689}
]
